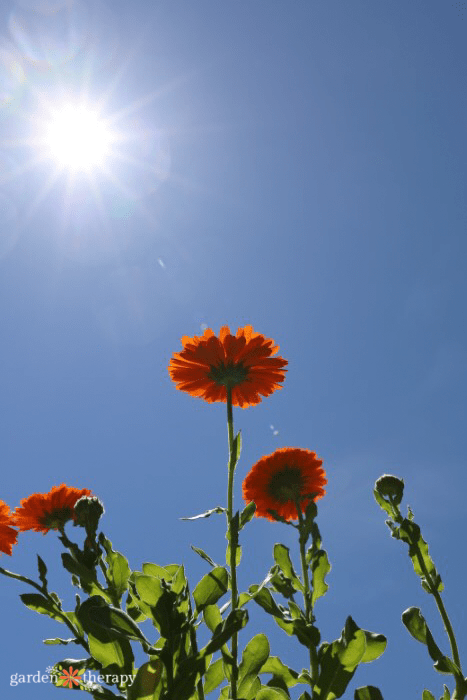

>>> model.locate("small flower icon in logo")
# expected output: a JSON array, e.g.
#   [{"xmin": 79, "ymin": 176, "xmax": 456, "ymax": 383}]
[{"xmin": 57, "ymin": 666, "xmax": 84, "ymax": 688}]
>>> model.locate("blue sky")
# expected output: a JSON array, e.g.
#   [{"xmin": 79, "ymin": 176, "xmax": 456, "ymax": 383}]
[{"xmin": 0, "ymin": 0, "xmax": 466, "ymax": 698}]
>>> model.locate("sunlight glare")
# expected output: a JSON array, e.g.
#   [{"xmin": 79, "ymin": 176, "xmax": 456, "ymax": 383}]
[{"xmin": 42, "ymin": 103, "xmax": 115, "ymax": 171}]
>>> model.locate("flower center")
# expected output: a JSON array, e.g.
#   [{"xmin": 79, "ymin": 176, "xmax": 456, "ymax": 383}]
[
  {"xmin": 41, "ymin": 507, "xmax": 74, "ymax": 530},
  {"xmin": 207, "ymin": 361, "xmax": 249, "ymax": 387},
  {"xmin": 268, "ymin": 466, "xmax": 304, "ymax": 503}
]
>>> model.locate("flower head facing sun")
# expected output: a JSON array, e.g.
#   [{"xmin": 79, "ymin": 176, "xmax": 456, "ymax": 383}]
[
  {"xmin": 13, "ymin": 484, "xmax": 92, "ymax": 534},
  {"xmin": 242, "ymin": 448, "xmax": 327, "ymax": 521},
  {"xmin": 0, "ymin": 501, "xmax": 18, "ymax": 555},
  {"xmin": 168, "ymin": 325, "xmax": 287, "ymax": 408}
]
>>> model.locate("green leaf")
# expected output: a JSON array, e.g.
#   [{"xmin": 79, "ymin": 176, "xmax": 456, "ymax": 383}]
[
  {"xmin": 315, "ymin": 617, "xmax": 366, "ymax": 700},
  {"xmin": 37, "ymin": 555, "xmax": 48, "ymax": 589},
  {"xmin": 180, "ymin": 506, "xmax": 226, "ymax": 520},
  {"xmin": 402, "ymin": 607, "xmax": 456, "ymax": 674},
  {"xmin": 203, "ymin": 604, "xmax": 223, "ymax": 633},
  {"xmin": 44, "ymin": 637, "xmax": 78, "ymax": 645},
  {"xmin": 311, "ymin": 549, "xmax": 331, "ymax": 606},
  {"xmin": 256, "ymin": 687, "xmax": 289, "ymax": 700},
  {"xmin": 297, "ymin": 693, "xmax": 312, "ymax": 700},
  {"xmin": 193, "ymin": 566, "xmax": 229, "ymax": 612},
  {"xmin": 133, "ymin": 574, "xmax": 164, "ymax": 607},
  {"xmin": 240, "ymin": 501, "xmax": 256, "ymax": 529},
  {"xmin": 141, "ymin": 563, "xmax": 171, "ymax": 579},
  {"xmin": 20, "ymin": 593, "xmax": 62, "ymax": 620},
  {"xmin": 87, "ymin": 629, "xmax": 134, "ymax": 672},
  {"xmin": 394, "ymin": 520, "xmax": 444, "ymax": 593},
  {"xmin": 127, "ymin": 659, "xmax": 163, "ymax": 700},
  {"xmin": 201, "ymin": 609, "xmax": 248, "ymax": 656},
  {"xmin": 422, "ymin": 691, "xmax": 435, "ymax": 700},
  {"xmin": 232, "ymin": 430, "xmax": 242, "ymax": 465},
  {"xmin": 226, "ymin": 543, "xmax": 242, "ymax": 567},
  {"xmin": 360, "ymin": 631, "xmax": 387, "ymax": 663},
  {"xmin": 442, "ymin": 685, "xmax": 450, "ymax": 700},
  {"xmin": 103, "ymin": 543, "xmax": 131, "ymax": 600},
  {"xmin": 204, "ymin": 658, "xmax": 225, "ymax": 694},
  {"xmin": 354, "ymin": 686, "xmax": 384, "ymax": 700},
  {"xmin": 260, "ymin": 656, "xmax": 300, "ymax": 687},
  {"xmin": 273, "ymin": 544, "xmax": 304, "ymax": 592},
  {"xmin": 191, "ymin": 545, "xmax": 217, "ymax": 567},
  {"xmin": 238, "ymin": 634, "xmax": 270, "ymax": 697}
]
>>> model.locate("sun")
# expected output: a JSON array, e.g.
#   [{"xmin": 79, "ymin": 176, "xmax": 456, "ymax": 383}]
[{"xmin": 39, "ymin": 101, "xmax": 117, "ymax": 173}]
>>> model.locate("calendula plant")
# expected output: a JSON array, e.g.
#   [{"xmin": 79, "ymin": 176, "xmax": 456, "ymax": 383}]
[
  {"xmin": 374, "ymin": 475, "xmax": 467, "ymax": 700},
  {"xmin": 0, "ymin": 324, "xmax": 387, "ymax": 699}
]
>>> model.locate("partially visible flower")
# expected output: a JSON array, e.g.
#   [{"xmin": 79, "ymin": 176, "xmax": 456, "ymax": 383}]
[
  {"xmin": 0, "ymin": 501, "xmax": 18, "ymax": 555},
  {"xmin": 242, "ymin": 448, "xmax": 327, "ymax": 521},
  {"xmin": 13, "ymin": 484, "xmax": 92, "ymax": 534},
  {"xmin": 168, "ymin": 325, "xmax": 287, "ymax": 408}
]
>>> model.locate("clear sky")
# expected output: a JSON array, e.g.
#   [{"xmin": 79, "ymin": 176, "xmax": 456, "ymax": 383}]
[{"xmin": 0, "ymin": 1, "xmax": 466, "ymax": 698}]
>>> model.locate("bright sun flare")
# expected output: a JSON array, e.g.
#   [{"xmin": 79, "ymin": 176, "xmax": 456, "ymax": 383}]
[{"xmin": 41, "ymin": 102, "xmax": 115, "ymax": 172}]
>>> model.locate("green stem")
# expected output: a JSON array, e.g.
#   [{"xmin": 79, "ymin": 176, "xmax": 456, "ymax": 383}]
[
  {"xmin": 296, "ymin": 504, "xmax": 319, "ymax": 684},
  {"xmin": 390, "ymin": 498, "xmax": 465, "ymax": 699},
  {"xmin": 226, "ymin": 385, "xmax": 239, "ymax": 700}
]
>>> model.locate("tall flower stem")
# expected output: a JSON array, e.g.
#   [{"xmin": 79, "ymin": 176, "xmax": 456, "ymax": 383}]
[
  {"xmin": 226, "ymin": 385, "xmax": 239, "ymax": 700},
  {"xmin": 296, "ymin": 503, "xmax": 319, "ymax": 684}
]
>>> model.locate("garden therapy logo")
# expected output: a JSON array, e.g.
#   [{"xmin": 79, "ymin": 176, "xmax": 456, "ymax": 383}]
[{"xmin": 56, "ymin": 665, "xmax": 84, "ymax": 688}]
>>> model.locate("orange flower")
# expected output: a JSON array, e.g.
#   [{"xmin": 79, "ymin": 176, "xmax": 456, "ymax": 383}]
[
  {"xmin": 168, "ymin": 325, "xmax": 287, "ymax": 408},
  {"xmin": 242, "ymin": 448, "xmax": 327, "ymax": 521},
  {"xmin": 13, "ymin": 484, "xmax": 92, "ymax": 534},
  {"xmin": 0, "ymin": 501, "xmax": 18, "ymax": 555}
]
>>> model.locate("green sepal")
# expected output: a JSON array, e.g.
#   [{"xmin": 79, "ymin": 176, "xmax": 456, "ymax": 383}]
[
  {"xmin": 238, "ymin": 634, "xmax": 270, "ymax": 698},
  {"xmin": 240, "ymin": 501, "xmax": 257, "ymax": 529},
  {"xmin": 180, "ymin": 506, "xmax": 226, "ymax": 520},
  {"xmin": 354, "ymin": 686, "xmax": 384, "ymax": 700},
  {"xmin": 191, "ymin": 545, "xmax": 217, "ymax": 567},
  {"xmin": 193, "ymin": 566, "xmax": 229, "ymax": 613},
  {"xmin": 127, "ymin": 659, "xmax": 163, "ymax": 700},
  {"xmin": 402, "ymin": 607, "xmax": 458, "ymax": 674},
  {"xmin": 273, "ymin": 544, "xmax": 304, "ymax": 593}
]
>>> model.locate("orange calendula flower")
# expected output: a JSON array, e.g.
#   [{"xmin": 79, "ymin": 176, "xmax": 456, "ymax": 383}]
[
  {"xmin": 168, "ymin": 325, "xmax": 287, "ymax": 408},
  {"xmin": 13, "ymin": 484, "xmax": 92, "ymax": 534},
  {"xmin": 0, "ymin": 501, "xmax": 18, "ymax": 555},
  {"xmin": 243, "ymin": 448, "xmax": 327, "ymax": 521}
]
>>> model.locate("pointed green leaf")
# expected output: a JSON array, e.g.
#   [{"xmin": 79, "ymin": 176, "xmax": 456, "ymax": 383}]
[
  {"xmin": 422, "ymin": 691, "xmax": 435, "ymax": 700},
  {"xmin": 238, "ymin": 634, "xmax": 270, "ymax": 696},
  {"xmin": 273, "ymin": 544, "xmax": 303, "ymax": 592},
  {"xmin": 20, "ymin": 593, "xmax": 61, "ymax": 620},
  {"xmin": 142, "ymin": 563, "xmax": 171, "ymax": 579},
  {"xmin": 354, "ymin": 686, "xmax": 384, "ymax": 700},
  {"xmin": 442, "ymin": 685, "xmax": 450, "ymax": 700},
  {"xmin": 37, "ymin": 555, "xmax": 48, "ymax": 589},
  {"xmin": 297, "ymin": 693, "xmax": 312, "ymax": 700},
  {"xmin": 104, "ymin": 546, "xmax": 131, "ymax": 600},
  {"xmin": 87, "ymin": 630, "xmax": 134, "ymax": 672},
  {"xmin": 201, "ymin": 609, "xmax": 248, "ymax": 656},
  {"xmin": 191, "ymin": 545, "xmax": 217, "ymax": 567},
  {"xmin": 232, "ymin": 430, "xmax": 242, "ymax": 465},
  {"xmin": 311, "ymin": 549, "xmax": 331, "ymax": 605},
  {"xmin": 193, "ymin": 566, "xmax": 229, "ymax": 612},
  {"xmin": 180, "ymin": 506, "xmax": 226, "ymax": 520},
  {"xmin": 240, "ymin": 501, "xmax": 256, "ymax": 529}
]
